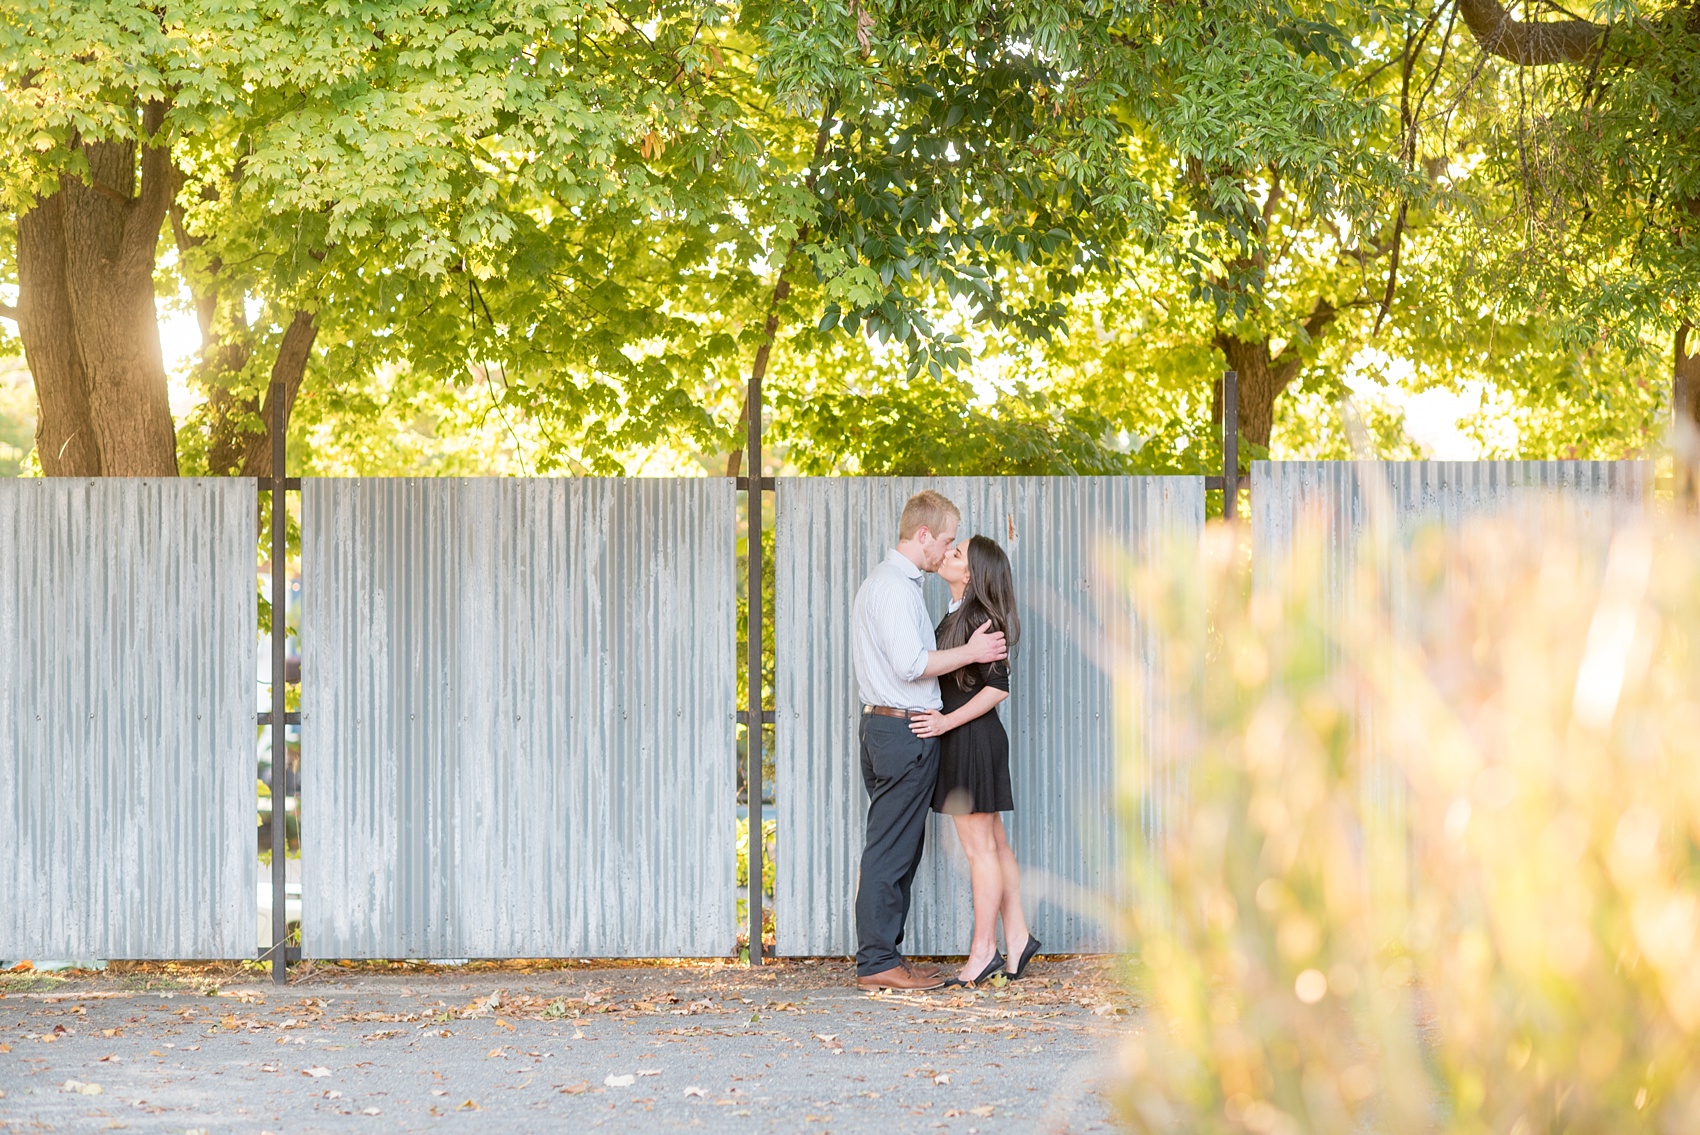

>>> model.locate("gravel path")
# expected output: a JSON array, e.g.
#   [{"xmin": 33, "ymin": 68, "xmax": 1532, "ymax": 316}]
[{"xmin": 0, "ymin": 958, "xmax": 1134, "ymax": 1133}]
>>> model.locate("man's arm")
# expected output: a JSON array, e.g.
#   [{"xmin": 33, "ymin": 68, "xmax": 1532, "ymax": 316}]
[
  {"xmin": 871, "ymin": 586, "xmax": 935, "ymax": 683},
  {"xmin": 920, "ymin": 619, "xmax": 1006, "ymax": 678}
]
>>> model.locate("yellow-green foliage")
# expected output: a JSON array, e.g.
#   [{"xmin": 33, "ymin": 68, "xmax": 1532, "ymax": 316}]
[{"xmin": 1112, "ymin": 512, "xmax": 1700, "ymax": 1133}]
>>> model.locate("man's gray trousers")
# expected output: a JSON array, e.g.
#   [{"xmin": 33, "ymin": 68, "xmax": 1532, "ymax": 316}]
[{"xmin": 854, "ymin": 713, "xmax": 941, "ymax": 976}]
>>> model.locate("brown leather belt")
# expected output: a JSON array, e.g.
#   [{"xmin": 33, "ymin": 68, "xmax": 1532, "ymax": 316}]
[{"xmin": 864, "ymin": 704, "xmax": 922, "ymax": 719}]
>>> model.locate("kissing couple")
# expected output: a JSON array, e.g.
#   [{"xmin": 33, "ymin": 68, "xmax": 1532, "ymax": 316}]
[{"xmin": 850, "ymin": 490, "xmax": 1041, "ymax": 990}]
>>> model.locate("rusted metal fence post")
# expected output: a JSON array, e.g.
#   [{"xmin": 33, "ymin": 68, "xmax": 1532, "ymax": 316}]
[
  {"xmin": 269, "ymin": 382, "xmax": 289, "ymax": 984},
  {"xmin": 1207, "ymin": 370, "xmax": 1241, "ymax": 520},
  {"xmin": 1223, "ymin": 370, "xmax": 1239, "ymax": 522},
  {"xmin": 746, "ymin": 365, "xmax": 766, "ymax": 965}
]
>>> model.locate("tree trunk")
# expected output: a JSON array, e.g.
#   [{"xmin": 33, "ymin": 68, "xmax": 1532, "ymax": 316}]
[
  {"xmin": 1678, "ymin": 323, "xmax": 1700, "ymax": 431},
  {"xmin": 13, "ymin": 105, "xmax": 179, "ymax": 476},
  {"xmin": 1214, "ymin": 298, "xmax": 1337, "ymax": 449},
  {"xmin": 1676, "ymin": 322, "xmax": 1700, "ymax": 506},
  {"xmin": 15, "ymin": 195, "xmax": 101, "ymax": 474},
  {"xmin": 1216, "ymin": 336, "xmax": 1282, "ymax": 450}
]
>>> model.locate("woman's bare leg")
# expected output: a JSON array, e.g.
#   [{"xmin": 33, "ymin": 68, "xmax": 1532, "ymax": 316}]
[
  {"xmin": 992, "ymin": 814, "xmax": 1031, "ymax": 968},
  {"xmin": 951, "ymin": 812, "xmax": 1004, "ymax": 982}
]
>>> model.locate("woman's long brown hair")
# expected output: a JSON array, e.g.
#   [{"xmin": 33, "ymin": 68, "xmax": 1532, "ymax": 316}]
[{"xmin": 935, "ymin": 535, "xmax": 1020, "ymax": 692}]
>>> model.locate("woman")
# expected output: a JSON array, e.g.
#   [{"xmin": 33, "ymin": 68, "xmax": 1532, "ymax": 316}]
[{"xmin": 910, "ymin": 535, "xmax": 1041, "ymax": 986}]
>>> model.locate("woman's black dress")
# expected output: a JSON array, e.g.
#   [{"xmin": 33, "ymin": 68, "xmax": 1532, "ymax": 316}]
[{"xmin": 932, "ymin": 619, "xmax": 1015, "ymax": 815}]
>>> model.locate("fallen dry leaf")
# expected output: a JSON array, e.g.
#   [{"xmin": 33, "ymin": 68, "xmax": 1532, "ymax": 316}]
[
  {"xmin": 303, "ymin": 1066, "xmax": 332, "ymax": 1078},
  {"xmin": 0, "ymin": 1043, "xmax": 10, "ymax": 1053},
  {"xmin": 361, "ymin": 1107, "xmax": 382, "ymax": 1115},
  {"xmin": 683, "ymin": 1085, "xmax": 707, "ymax": 1098},
  {"xmin": 636, "ymin": 1068, "xmax": 662, "ymax": 1077},
  {"xmin": 324, "ymin": 1091, "xmax": 343, "ymax": 1100},
  {"xmin": 458, "ymin": 1099, "xmax": 481, "ymax": 1111},
  {"xmin": 933, "ymin": 1073, "xmax": 951, "ymax": 1085},
  {"xmin": 970, "ymin": 1105, "xmax": 995, "ymax": 1117},
  {"xmin": 814, "ymin": 1034, "xmax": 838, "ymax": 1044},
  {"xmin": 431, "ymin": 1090, "xmax": 447, "ymax": 1096},
  {"xmin": 560, "ymin": 1083, "xmax": 591, "ymax": 1095},
  {"xmin": 62, "ymin": 1080, "xmax": 103, "ymax": 1095},
  {"xmin": 495, "ymin": 1018, "xmax": 515, "ymax": 1032},
  {"xmin": 605, "ymin": 1073, "xmax": 636, "ymax": 1088}
]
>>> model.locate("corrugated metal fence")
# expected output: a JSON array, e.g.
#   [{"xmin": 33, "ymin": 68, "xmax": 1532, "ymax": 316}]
[
  {"xmin": 0, "ymin": 464, "xmax": 1661, "ymax": 961},
  {"xmin": 0, "ymin": 479, "xmax": 256, "ymax": 959},
  {"xmin": 773, "ymin": 477, "xmax": 1205, "ymax": 956},
  {"xmin": 1252, "ymin": 460, "xmax": 1650, "ymax": 573},
  {"xmin": 300, "ymin": 478, "xmax": 737, "ymax": 959}
]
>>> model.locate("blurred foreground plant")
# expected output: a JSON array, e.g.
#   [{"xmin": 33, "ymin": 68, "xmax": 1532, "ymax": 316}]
[{"xmin": 1109, "ymin": 510, "xmax": 1700, "ymax": 1133}]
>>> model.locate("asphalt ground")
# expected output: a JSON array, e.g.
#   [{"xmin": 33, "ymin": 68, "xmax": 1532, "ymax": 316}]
[{"xmin": 0, "ymin": 957, "xmax": 1135, "ymax": 1134}]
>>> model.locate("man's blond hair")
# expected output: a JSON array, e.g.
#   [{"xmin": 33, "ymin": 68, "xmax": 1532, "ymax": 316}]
[{"xmin": 899, "ymin": 490, "xmax": 959, "ymax": 541}]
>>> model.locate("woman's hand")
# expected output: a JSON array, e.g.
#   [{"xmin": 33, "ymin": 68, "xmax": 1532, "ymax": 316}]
[{"xmin": 909, "ymin": 710, "xmax": 950, "ymax": 738}]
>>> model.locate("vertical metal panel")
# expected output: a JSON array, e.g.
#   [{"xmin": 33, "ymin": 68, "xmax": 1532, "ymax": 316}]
[
  {"xmin": 0, "ymin": 479, "xmax": 256, "ymax": 959},
  {"xmin": 1251, "ymin": 460, "xmax": 1651, "ymax": 653},
  {"xmin": 1249, "ymin": 461, "xmax": 1651, "ymax": 900},
  {"xmin": 774, "ymin": 477, "xmax": 1204, "ymax": 956},
  {"xmin": 301, "ymin": 478, "xmax": 736, "ymax": 958},
  {"xmin": 1251, "ymin": 460, "xmax": 1649, "ymax": 567}
]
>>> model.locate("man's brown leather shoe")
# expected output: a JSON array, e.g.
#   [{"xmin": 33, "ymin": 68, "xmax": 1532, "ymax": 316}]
[
  {"xmin": 857, "ymin": 964, "xmax": 945, "ymax": 991},
  {"xmin": 902, "ymin": 960, "xmax": 943, "ymax": 980}
]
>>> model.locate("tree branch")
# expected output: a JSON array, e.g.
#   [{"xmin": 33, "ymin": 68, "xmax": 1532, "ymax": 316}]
[
  {"xmin": 1458, "ymin": 0, "xmax": 1605, "ymax": 66},
  {"xmin": 121, "ymin": 98, "xmax": 177, "ymax": 276},
  {"xmin": 1372, "ymin": 202, "xmax": 1407, "ymax": 335},
  {"xmin": 726, "ymin": 102, "xmax": 837, "ymax": 478},
  {"xmin": 1301, "ymin": 296, "xmax": 1338, "ymax": 341},
  {"xmin": 0, "ymin": 302, "xmax": 17, "ymax": 322},
  {"xmin": 241, "ymin": 310, "xmax": 319, "ymax": 477},
  {"xmin": 1260, "ymin": 165, "xmax": 1284, "ymax": 232},
  {"xmin": 1272, "ymin": 296, "xmax": 1338, "ymax": 382}
]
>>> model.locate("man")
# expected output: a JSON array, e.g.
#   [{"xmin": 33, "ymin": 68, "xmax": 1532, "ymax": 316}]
[{"xmin": 851, "ymin": 490, "xmax": 1008, "ymax": 990}]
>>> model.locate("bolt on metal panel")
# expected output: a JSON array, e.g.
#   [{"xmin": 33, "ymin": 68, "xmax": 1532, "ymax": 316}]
[
  {"xmin": 0, "ymin": 479, "xmax": 256, "ymax": 959},
  {"xmin": 774, "ymin": 477, "xmax": 1205, "ymax": 957},
  {"xmin": 300, "ymin": 478, "xmax": 736, "ymax": 958}
]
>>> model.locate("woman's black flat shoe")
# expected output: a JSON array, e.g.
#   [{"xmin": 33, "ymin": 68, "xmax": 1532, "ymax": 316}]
[
  {"xmin": 944, "ymin": 952, "xmax": 1006, "ymax": 987},
  {"xmin": 1006, "ymin": 936, "xmax": 1042, "ymax": 979}
]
